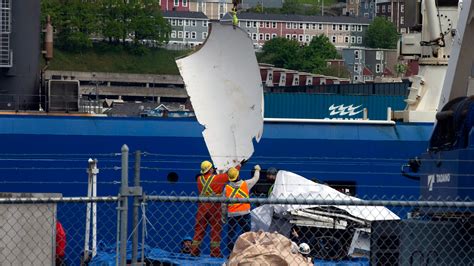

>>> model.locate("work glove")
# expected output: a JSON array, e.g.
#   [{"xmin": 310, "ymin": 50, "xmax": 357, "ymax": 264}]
[{"xmin": 254, "ymin": 165, "xmax": 261, "ymax": 171}]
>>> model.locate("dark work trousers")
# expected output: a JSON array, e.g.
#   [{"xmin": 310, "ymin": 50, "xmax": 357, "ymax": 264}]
[{"xmin": 227, "ymin": 213, "xmax": 251, "ymax": 253}]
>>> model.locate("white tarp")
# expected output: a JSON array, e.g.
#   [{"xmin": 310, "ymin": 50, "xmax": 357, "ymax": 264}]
[
  {"xmin": 176, "ymin": 23, "xmax": 264, "ymax": 171},
  {"xmin": 252, "ymin": 171, "xmax": 399, "ymax": 231}
]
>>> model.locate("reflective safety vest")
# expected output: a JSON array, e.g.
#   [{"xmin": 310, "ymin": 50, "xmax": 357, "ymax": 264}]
[
  {"xmin": 225, "ymin": 181, "xmax": 250, "ymax": 213},
  {"xmin": 199, "ymin": 175, "xmax": 220, "ymax": 196}
]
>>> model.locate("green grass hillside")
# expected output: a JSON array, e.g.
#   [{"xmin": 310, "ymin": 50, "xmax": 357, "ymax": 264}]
[{"xmin": 48, "ymin": 46, "xmax": 189, "ymax": 75}]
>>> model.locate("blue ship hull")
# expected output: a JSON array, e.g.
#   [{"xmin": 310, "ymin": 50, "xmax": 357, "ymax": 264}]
[{"xmin": 0, "ymin": 114, "xmax": 433, "ymax": 198}]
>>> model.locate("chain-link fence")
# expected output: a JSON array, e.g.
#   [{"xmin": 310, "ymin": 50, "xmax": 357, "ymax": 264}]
[
  {"xmin": 0, "ymin": 196, "xmax": 118, "ymax": 266},
  {"xmin": 142, "ymin": 194, "xmax": 473, "ymax": 266},
  {"xmin": 0, "ymin": 147, "xmax": 472, "ymax": 265}
]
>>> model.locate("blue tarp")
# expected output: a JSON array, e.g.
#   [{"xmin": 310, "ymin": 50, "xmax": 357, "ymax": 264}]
[
  {"xmin": 89, "ymin": 243, "xmax": 368, "ymax": 266},
  {"xmin": 147, "ymin": 248, "xmax": 226, "ymax": 265},
  {"xmin": 313, "ymin": 258, "xmax": 369, "ymax": 266}
]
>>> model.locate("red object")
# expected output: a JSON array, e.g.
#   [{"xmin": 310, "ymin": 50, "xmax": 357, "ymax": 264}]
[
  {"xmin": 192, "ymin": 166, "xmax": 240, "ymax": 257},
  {"xmin": 56, "ymin": 221, "xmax": 66, "ymax": 257}
]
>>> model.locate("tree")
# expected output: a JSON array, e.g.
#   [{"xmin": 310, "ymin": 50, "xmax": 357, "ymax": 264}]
[
  {"xmin": 365, "ymin": 17, "xmax": 399, "ymax": 49},
  {"xmin": 395, "ymin": 63, "xmax": 408, "ymax": 77},
  {"xmin": 281, "ymin": 0, "xmax": 302, "ymax": 14},
  {"xmin": 258, "ymin": 37, "xmax": 301, "ymax": 69},
  {"xmin": 258, "ymin": 35, "xmax": 341, "ymax": 76}
]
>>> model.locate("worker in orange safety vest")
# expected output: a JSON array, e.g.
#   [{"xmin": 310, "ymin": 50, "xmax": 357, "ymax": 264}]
[
  {"xmin": 224, "ymin": 164, "xmax": 260, "ymax": 252},
  {"xmin": 191, "ymin": 160, "xmax": 241, "ymax": 257}
]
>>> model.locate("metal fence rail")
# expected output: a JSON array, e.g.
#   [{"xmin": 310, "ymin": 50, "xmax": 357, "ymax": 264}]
[{"xmin": 0, "ymin": 146, "xmax": 472, "ymax": 265}]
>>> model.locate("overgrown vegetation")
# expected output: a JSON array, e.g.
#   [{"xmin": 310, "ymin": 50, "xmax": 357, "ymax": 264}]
[
  {"xmin": 42, "ymin": 0, "xmax": 171, "ymax": 54},
  {"xmin": 47, "ymin": 44, "xmax": 189, "ymax": 74},
  {"xmin": 365, "ymin": 17, "xmax": 399, "ymax": 49},
  {"xmin": 258, "ymin": 35, "xmax": 341, "ymax": 75}
]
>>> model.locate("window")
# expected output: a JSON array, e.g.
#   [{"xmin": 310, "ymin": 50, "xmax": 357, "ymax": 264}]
[
  {"xmin": 171, "ymin": 31, "xmax": 176, "ymax": 38},
  {"xmin": 382, "ymin": 5, "xmax": 385, "ymax": 13},
  {"xmin": 319, "ymin": 24, "xmax": 323, "ymax": 30},
  {"xmin": 364, "ymin": 13, "xmax": 369, "ymax": 18},
  {"xmin": 178, "ymin": 31, "xmax": 183, "ymax": 38},
  {"xmin": 354, "ymin": 64, "xmax": 359, "ymax": 72},
  {"xmin": 332, "ymin": 24, "xmax": 337, "ymax": 31},
  {"xmin": 174, "ymin": 0, "xmax": 179, "ymax": 6},
  {"xmin": 351, "ymin": 25, "xmax": 356, "ymax": 31},
  {"xmin": 178, "ymin": 20, "xmax": 183, "ymax": 26},
  {"xmin": 252, "ymin": 33, "xmax": 257, "ymax": 40},
  {"xmin": 344, "ymin": 36, "xmax": 349, "ymax": 43},
  {"xmin": 357, "ymin": 36, "xmax": 362, "ymax": 44},
  {"xmin": 191, "ymin": 20, "xmax": 196, "ymax": 27},
  {"xmin": 185, "ymin": 20, "xmax": 190, "ymax": 26},
  {"xmin": 286, "ymin": 34, "xmax": 291, "ymax": 39},
  {"xmin": 266, "ymin": 22, "xmax": 270, "ymax": 28},
  {"xmin": 253, "ymin": 21, "xmax": 257, "ymax": 28},
  {"xmin": 358, "ymin": 25, "xmax": 362, "ymax": 31},
  {"xmin": 294, "ymin": 77, "xmax": 299, "ymax": 85},
  {"xmin": 401, "ymin": 4, "xmax": 404, "ymax": 12},
  {"xmin": 299, "ymin": 35, "xmax": 303, "ymax": 42},
  {"xmin": 292, "ymin": 34, "xmax": 297, "ymax": 40},
  {"xmin": 349, "ymin": 8, "xmax": 354, "ymax": 15},
  {"xmin": 286, "ymin": 22, "xmax": 291, "ymax": 29},
  {"xmin": 299, "ymin": 23, "xmax": 304, "ymax": 29},
  {"xmin": 354, "ymin": 75, "xmax": 359, "ymax": 81},
  {"xmin": 202, "ymin": 32, "xmax": 208, "ymax": 39},
  {"xmin": 376, "ymin": 51, "xmax": 383, "ymax": 60},
  {"xmin": 345, "ymin": 25, "xmax": 349, "ymax": 31},
  {"xmin": 306, "ymin": 23, "xmax": 310, "ymax": 29},
  {"xmin": 351, "ymin": 36, "xmax": 356, "ymax": 43},
  {"xmin": 185, "ymin": 31, "xmax": 189, "ymax": 38},
  {"xmin": 259, "ymin": 33, "xmax": 264, "ymax": 40},
  {"xmin": 202, "ymin": 21, "xmax": 208, "ymax": 27},
  {"xmin": 306, "ymin": 78, "xmax": 313, "ymax": 85},
  {"xmin": 354, "ymin": 50, "xmax": 360, "ymax": 59},
  {"xmin": 246, "ymin": 21, "xmax": 251, "ymax": 28},
  {"xmin": 332, "ymin": 36, "xmax": 336, "ymax": 43},
  {"xmin": 311, "ymin": 24, "xmax": 316, "ymax": 30},
  {"xmin": 183, "ymin": 0, "xmax": 187, "ymax": 7},
  {"xmin": 376, "ymin": 64, "xmax": 381, "ymax": 73},
  {"xmin": 305, "ymin": 35, "xmax": 310, "ymax": 42},
  {"xmin": 272, "ymin": 33, "xmax": 277, "ymax": 39},
  {"xmin": 292, "ymin": 23, "xmax": 297, "ymax": 29},
  {"xmin": 191, "ymin": 31, "xmax": 196, "ymax": 39},
  {"xmin": 259, "ymin": 21, "xmax": 264, "ymax": 27},
  {"xmin": 272, "ymin": 22, "xmax": 277, "ymax": 28},
  {"xmin": 265, "ymin": 33, "xmax": 270, "ymax": 40},
  {"xmin": 339, "ymin": 24, "xmax": 343, "ymax": 31},
  {"xmin": 400, "ymin": 16, "xmax": 405, "ymax": 25},
  {"xmin": 171, "ymin": 20, "xmax": 176, "ymax": 26},
  {"xmin": 388, "ymin": 5, "xmax": 391, "ymax": 12}
]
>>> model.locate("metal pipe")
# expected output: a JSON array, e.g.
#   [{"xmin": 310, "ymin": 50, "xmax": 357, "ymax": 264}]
[
  {"xmin": 92, "ymin": 159, "xmax": 99, "ymax": 257},
  {"xmin": 144, "ymin": 195, "xmax": 474, "ymax": 208},
  {"xmin": 425, "ymin": 0, "xmax": 442, "ymax": 41},
  {"xmin": 120, "ymin": 144, "xmax": 129, "ymax": 266},
  {"xmin": 131, "ymin": 150, "xmax": 141, "ymax": 266}
]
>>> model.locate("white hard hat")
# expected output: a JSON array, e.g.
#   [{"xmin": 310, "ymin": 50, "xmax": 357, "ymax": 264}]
[{"xmin": 298, "ymin": 243, "xmax": 310, "ymax": 255}]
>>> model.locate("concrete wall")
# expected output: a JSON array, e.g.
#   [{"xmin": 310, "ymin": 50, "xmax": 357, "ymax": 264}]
[{"xmin": 0, "ymin": 193, "xmax": 59, "ymax": 266}]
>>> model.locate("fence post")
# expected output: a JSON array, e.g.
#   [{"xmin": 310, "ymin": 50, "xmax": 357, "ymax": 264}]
[
  {"xmin": 131, "ymin": 150, "xmax": 141, "ymax": 266},
  {"xmin": 120, "ymin": 145, "xmax": 129, "ymax": 266}
]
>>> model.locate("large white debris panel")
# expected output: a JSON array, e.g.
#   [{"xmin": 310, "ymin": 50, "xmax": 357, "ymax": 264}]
[{"xmin": 176, "ymin": 23, "xmax": 264, "ymax": 170}]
